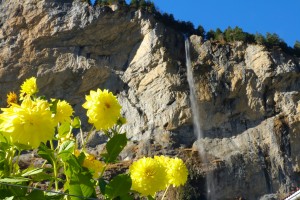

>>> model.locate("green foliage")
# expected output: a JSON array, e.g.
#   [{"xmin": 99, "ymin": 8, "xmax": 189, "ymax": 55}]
[
  {"xmin": 21, "ymin": 168, "xmax": 44, "ymax": 177},
  {"xmin": 108, "ymin": 0, "xmax": 119, "ymax": 4},
  {"xmin": 58, "ymin": 141, "xmax": 75, "ymax": 162},
  {"xmin": 155, "ymin": 12, "xmax": 197, "ymax": 35},
  {"xmin": 38, "ymin": 144, "xmax": 55, "ymax": 165},
  {"xmin": 263, "ymin": 32, "xmax": 290, "ymax": 52},
  {"xmin": 102, "ymin": 133, "xmax": 127, "ymax": 163},
  {"xmin": 203, "ymin": 27, "xmax": 296, "ymax": 57},
  {"xmin": 0, "ymin": 177, "xmax": 30, "ymax": 183},
  {"xmin": 129, "ymin": 0, "xmax": 156, "ymax": 13},
  {"xmin": 139, "ymin": 0, "xmax": 146, "ymax": 8},
  {"xmin": 68, "ymin": 173, "xmax": 96, "ymax": 199},
  {"xmin": 196, "ymin": 25, "xmax": 205, "ymax": 37},
  {"xmin": 206, "ymin": 29, "xmax": 215, "ymax": 40},
  {"xmin": 96, "ymin": 0, "xmax": 109, "ymax": 6},
  {"xmin": 265, "ymin": 32, "xmax": 281, "ymax": 46},
  {"xmin": 129, "ymin": 0, "xmax": 138, "ymax": 8},
  {"xmin": 224, "ymin": 26, "xmax": 242, "ymax": 41},
  {"xmin": 255, "ymin": 33, "xmax": 266, "ymax": 45},
  {"xmin": 0, "ymin": 105, "xmax": 132, "ymax": 199},
  {"xmin": 214, "ymin": 28, "xmax": 224, "ymax": 42},
  {"xmin": 223, "ymin": 26, "xmax": 255, "ymax": 43},
  {"xmin": 119, "ymin": 0, "xmax": 127, "ymax": 6},
  {"xmin": 0, "ymin": 77, "xmax": 190, "ymax": 200},
  {"xmin": 294, "ymin": 40, "xmax": 300, "ymax": 49},
  {"xmin": 294, "ymin": 40, "xmax": 300, "ymax": 56},
  {"xmin": 146, "ymin": 1, "xmax": 156, "ymax": 13},
  {"xmin": 105, "ymin": 174, "xmax": 132, "ymax": 199}
]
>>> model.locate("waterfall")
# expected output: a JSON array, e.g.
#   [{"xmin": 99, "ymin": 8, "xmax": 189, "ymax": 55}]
[
  {"xmin": 185, "ymin": 38, "xmax": 214, "ymax": 200},
  {"xmin": 185, "ymin": 38, "xmax": 203, "ymax": 142}
]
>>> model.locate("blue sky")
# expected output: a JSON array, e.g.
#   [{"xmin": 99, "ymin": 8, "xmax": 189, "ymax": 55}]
[{"xmin": 91, "ymin": 0, "xmax": 300, "ymax": 47}]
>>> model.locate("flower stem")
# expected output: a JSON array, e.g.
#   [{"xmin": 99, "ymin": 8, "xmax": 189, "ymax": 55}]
[
  {"xmin": 161, "ymin": 185, "xmax": 170, "ymax": 200},
  {"xmin": 6, "ymin": 147, "xmax": 15, "ymax": 176},
  {"xmin": 53, "ymin": 161, "xmax": 59, "ymax": 191},
  {"xmin": 82, "ymin": 126, "xmax": 95, "ymax": 151},
  {"xmin": 13, "ymin": 149, "xmax": 22, "ymax": 174},
  {"xmin": 63, "ymin": 162, "xmax": 69, "ymax": 183},
  {"xmin": 99, "ymin": 164, "xmax": 107, "ymax": 178},
  {"xmin": 50, "ymin": 140, "xmax": 59, "ymax": 191},
  {"xmin": 50, "ymin": 140, "xmax": 54, "ymax": 150}
]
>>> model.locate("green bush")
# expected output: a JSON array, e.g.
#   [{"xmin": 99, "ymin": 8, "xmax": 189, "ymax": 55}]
[
  {"xmin": 294, "ymin": 41, "xmax": 300, "ymax": 56},
  {"xmin": 196, "ymin": 25, "xmax": 205, "ymax": 38}
]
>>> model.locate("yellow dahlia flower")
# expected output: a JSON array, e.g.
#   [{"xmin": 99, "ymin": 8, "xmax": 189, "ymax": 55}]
[
  {"xmin": 0, "ymin": 98, "xmax": 55, "ymax": 149},
  {"xmin": 20, "ymin": 77, "xmax": 38, "ymax": 99},
  {"xmin": 82, "ymin": 89, "xmax": 121, "ymax": 130},
  {"xmin": 154, "ymin": 155, "xmax": 170, "ymax": 167},
  {"xmin": 74, "ymin": 150, "xmax": 105, "ymax": 179},
  {"xmin": 129, "ymin": 157, "xmax": 168, "ymax": 197},
  {"xmin": 6, "ymin": 92, "xmax": 18, "ymax": 107},
  {"xmin": 53, "ymin": 100, "xmax": 74, "ymax": 124},
  {"xmin": 165, "ymin": 157, "xmax": 188, "ymax": 187}
]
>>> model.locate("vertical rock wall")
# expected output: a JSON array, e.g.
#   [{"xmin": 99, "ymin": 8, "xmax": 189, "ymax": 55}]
[{"xmin": 1, "ymin": 0, "xmax": 300, "ymax": 199}]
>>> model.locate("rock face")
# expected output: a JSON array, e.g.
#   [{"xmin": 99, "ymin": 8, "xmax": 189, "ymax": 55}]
[
  {"xmin": 1, "ymin": 0, "xmax": 300, "ymax": 199},
  {"xmin": 190, "ymin": 37, "xmax": 300, "ymax": 199}
]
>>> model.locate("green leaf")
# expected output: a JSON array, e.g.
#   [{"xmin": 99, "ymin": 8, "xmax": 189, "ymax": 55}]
[
  {"xmin": 58, "ymin": 141, "xmax": 75, "ymax": 154},
  {"xmin": 69, "ymin": 173, "xmax": 96, "ymax": 199},
  {"xmin": 58, "ymin": 141, "xmax": 75, "ymax": 162},
  {"xmin": 44, "ymin": 192, "xmax": 64, "ymax": 199},
  {"xmin": 120, "ymin": 194, "xmax": 134, "ymax": 200},
  {"xmin": 38, "ymin": 144, "xmax": 55, "ymax": 165},
  {"xmin": 58, "ymin": 122, "xmax": 71, "ymax": 138},
  {"xmin": 3, "ymin": 197, "xmax": 14, "ymax": 200},
  {"xmin": 0, "ymin": 142, "xmax": 10, "ymax": 151},
  {"xmin": 98, "ymin": 178, "xmax": 107, "ymax": 195},
  {"xmin": 14, "ymin": 142, "xmax": 32, "ymax": 150},
  {"xmin": 0, "ymin": 189, "xmax": 13, "ymax": 199},
  {"xmin": 26, "ymin": 190, "xmax": 46, "ymax": 200},
  {"xmin": 77, "ymin": 152, "xmax": 85, "ymax": 165},
  {"xmin": 22, "ymin": 168, "xmax": 44, "ymax": 177},
  {"xmin": 50, "ymin": 99, "xmax": 59, "ymax": 114},
  {"xmin": 147, "ymin": 195, "xmax": 155, "ymax": 200},
  {"xmin": 0, "ymin": 177, "xmax": 30, "ymax": 183},
  {"xmin": 102, "ymin": 133, "xmax": 127, "ymax": 163},
  {"xmin": 31, "ymin": 172, "xmax": 53, "ymax": 182},
  {"xmin": 105, "ymin": 174, "xmax": 132, "ymax": 199},
  {"xmin": 71, "ymin": 117, "xmax": 81, "ymax": 129},
  {"xmin": 21, "ymin": 167, "xmax": 52, "ymax": 182},
  {"xmin": 64, "ymin": 155, "xmax": 82, "ymax": 178},
  {"xmin": 0, "ymin": 133, "xmax": 8, "ymax": 143}
]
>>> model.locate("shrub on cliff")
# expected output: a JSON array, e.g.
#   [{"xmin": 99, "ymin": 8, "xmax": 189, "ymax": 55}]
[
  {"xmin": 96, "ymin": 0, "xmax": 109, "ymax": 6},
  {"xmin": 196, "ymin": 25, "xmax": 205, "ymax": 38},
  {"xmin": 224, "ymin": 26, "xmax": 255, "ymax": 43},
  {"xmin": 255, "ymin": 33, "xmax": 266, "ymax": 45},
  {"xmin": 129, "ymin": 0, "xmax": 156, "ymax": 13},
  {"xmin": 293, "ymin": 41, "xmax": 300, "ymax": 56}
]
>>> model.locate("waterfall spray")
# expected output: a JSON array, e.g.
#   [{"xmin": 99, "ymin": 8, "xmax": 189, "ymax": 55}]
[{"xmin": 185, "ymin": 37, "xmax": 214, "ymax": 199}]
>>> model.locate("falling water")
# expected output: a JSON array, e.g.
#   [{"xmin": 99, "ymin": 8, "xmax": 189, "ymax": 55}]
[
  {"xmin": 185, "ymin": 39, "xmax": 203, "ymax": 141},
  {"xmin": 185, "ymin": 38, "xmax": 214, "ymax": 199}
]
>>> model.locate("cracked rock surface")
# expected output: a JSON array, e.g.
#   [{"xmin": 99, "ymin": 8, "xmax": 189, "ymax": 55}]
[{"xmin": 1, "ymin": 1, "xmax": 300, "ymax": 199}]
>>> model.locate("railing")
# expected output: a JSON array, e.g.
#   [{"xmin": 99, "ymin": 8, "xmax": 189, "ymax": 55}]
[{"xmin": 285, "ymin": 189, "xmax": 300, "ymax": 200}]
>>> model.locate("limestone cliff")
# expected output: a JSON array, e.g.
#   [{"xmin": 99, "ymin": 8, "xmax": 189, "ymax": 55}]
[{"xmin": 1, "ymin": 0, "xmax": 300, "ymax": 199}]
